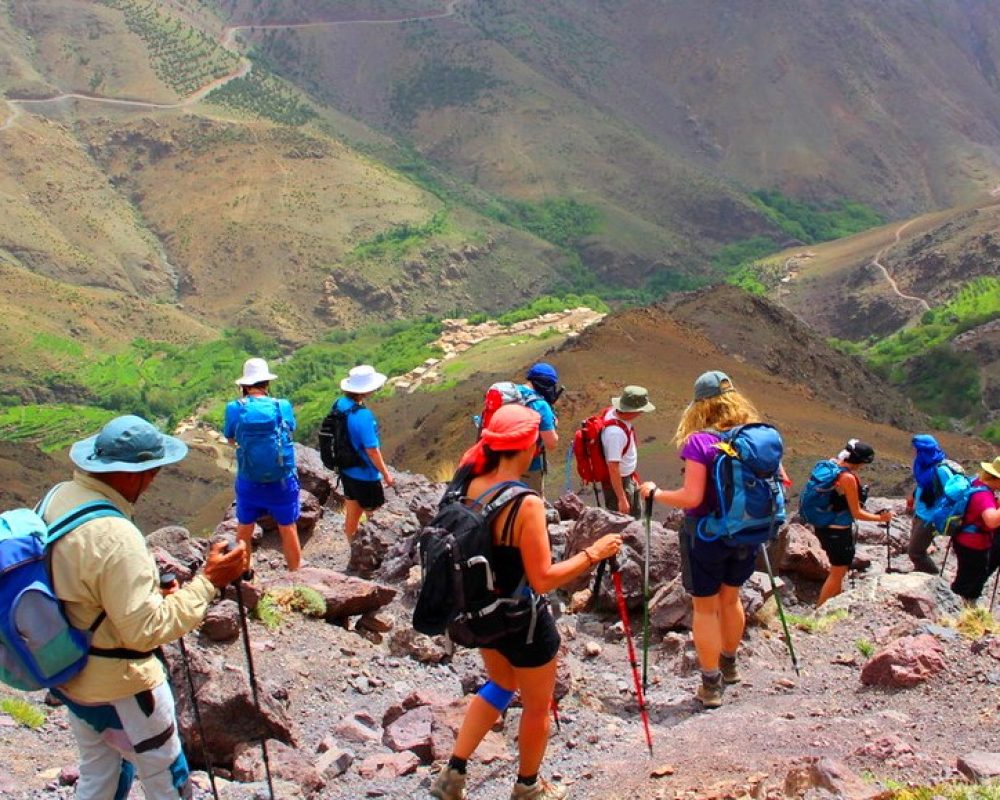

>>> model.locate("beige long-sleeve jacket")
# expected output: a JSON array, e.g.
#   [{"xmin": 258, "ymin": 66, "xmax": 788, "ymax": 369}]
[{"xmin": 44, "ymin": 471, "xmax": 217, "ymax": 703}]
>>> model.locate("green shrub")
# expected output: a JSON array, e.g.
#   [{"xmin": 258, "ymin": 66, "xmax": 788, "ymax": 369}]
[
  {"xmin": 254, "ymin": 594, "xmax": 284, "ymax": 631},
  {"xmin": 0, "ymin": 696, "xmax": 46, "ymax": 729},
  {"xmin": 390, "ymin": 60, "xmax": 499, "ymax": 125},
  {"xmin": 855, "ymin": 638, "xmax": 875, "ymax": 658},
  {"xmin": 786, "ymin": 609, "xmax": 848, "ymax": 633}
]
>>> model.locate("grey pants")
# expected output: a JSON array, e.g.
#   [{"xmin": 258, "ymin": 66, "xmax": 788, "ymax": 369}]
[
  {"xmin": 907, "ymin": 515, "xmax": 938, "ymax": 573},
  {"xmin": 600, "ymin": 474, "xmax": 641, "ymax": 519}
]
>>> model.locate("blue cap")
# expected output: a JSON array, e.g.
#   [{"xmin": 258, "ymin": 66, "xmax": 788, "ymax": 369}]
[
  {"xmin": 526, "ymin": 362, "xmax": 558, "ymax": 383},
  {"xmin": 69, "ymin": 415, "xmax": 188, "ymax": 474}
]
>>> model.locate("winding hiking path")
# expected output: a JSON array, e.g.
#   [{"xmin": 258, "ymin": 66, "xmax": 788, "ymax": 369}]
[
  {"xmin": 871, "ymin": 218, "xmax": 931, "ymax": 312},
  {"xmin": 1, "ymin": 0, "xmax": 460, "ymax": 133}
]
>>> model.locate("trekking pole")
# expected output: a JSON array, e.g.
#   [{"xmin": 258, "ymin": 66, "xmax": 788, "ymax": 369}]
[
  {"xmin": 642, "ymin": 486, "xmax": 655, "ymax": 692},
  {"xmin": 990, "ymin": 569, "xmax": 1000, "ymax": 613},
  {"xmin": 884, "ymin": 515, "xmax": 895, "ymax": 574},
  {"xmin": 609, "ymin": 557, "xmax": 654, "ymax": 756},
  {"xmin": 550, "ymin": 697, "xmax": 561, "ymax": 733},
  {"xmin": 160, "ymin": 573, "xmax": 220, "ymax": 800},
  {"xmin": 759, "ymin": 545, "xmax": 800, "ymax": 676},
  {"xmin": 939, "ymin": 538, "xmax": 952, "ymax": 577},
  {"xmin": 227, "ymin": 549, "xmax": 275, "ymax": 800}
]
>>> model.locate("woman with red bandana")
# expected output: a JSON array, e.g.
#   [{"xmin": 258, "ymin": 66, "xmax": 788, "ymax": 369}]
[{"xmin": 430, "ymin": 404, "xmax": 622, "ymax": 800}]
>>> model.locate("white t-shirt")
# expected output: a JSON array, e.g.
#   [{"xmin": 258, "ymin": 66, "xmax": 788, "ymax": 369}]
[{"xmin": 600, "ymin": 408, "xmax": 637, "ymax": 477}]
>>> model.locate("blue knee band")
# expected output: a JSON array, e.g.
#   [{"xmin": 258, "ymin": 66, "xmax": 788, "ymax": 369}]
[{"xmin": 478, "ymin": 681, "xmax": 515, "ymax": 712}]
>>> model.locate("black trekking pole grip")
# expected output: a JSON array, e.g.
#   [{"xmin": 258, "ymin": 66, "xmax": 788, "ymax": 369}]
[{"xmin": 644, "ymin": 485, "xmax": 656, "ymax": 517}]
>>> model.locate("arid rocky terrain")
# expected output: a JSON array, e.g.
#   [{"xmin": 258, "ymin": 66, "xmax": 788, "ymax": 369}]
[{"xmin": 1, "ymin": 447, "xmax": 998, "ymax": 800}]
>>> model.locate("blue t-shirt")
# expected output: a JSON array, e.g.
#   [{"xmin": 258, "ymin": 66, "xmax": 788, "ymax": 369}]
[
  {"xmin": 334, "ymin": 396, "xmax": 382, "ymax": 482},
  {"xmin": 223, "ymin": 395, "xmax": 297, "ymax": 484},
  {"xmin": 520, "ymin": 385, "xmax": 556, "ymax": 473}
]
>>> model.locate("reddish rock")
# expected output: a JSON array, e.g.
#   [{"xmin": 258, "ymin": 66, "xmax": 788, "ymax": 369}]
[
  {"xmin": 553, "ymin": 492, "xmax": 586, "ymax": 521},
  {"xmin": 649, "ymin": 577, "xmax": 692, "ymax": 631},
  {"xmin": 333, "ymin": 711, "xmax": 381, "ymax": 744},
  {"xmin": 147, "ymin": 526, "xmax": 206, "ymax": 574},
  {"xmin": 293, "ymin": 444, "xmax": 336, "ymax": 505},
  {"xmin": 382, "ymin": 705, "xmax": 434, "ymax": 763},
  {"xmin": 388, "ymin": 628, "xmax": 449, "ymax": 664},
  {"xmin": 357, "ymin": 751, "xmax": 420, "ymax": 779},
  {"xmin": 768, "ymin": 523, "xmax": 830, "ymax": 581},
  {"xmin": 860, "ymin": 634, "xmax": 946, "ymax": 688},
  {"xmin": 784, "ymin": 757, "xmax": 881, "ymax": 799},
  {"xmin": 897, "ymin": 592, "xmax": 936, "ymax": 619},
  {"xmin": 267, "ymin": 567, "xmax": 396, "ymax": 621},
  {"xmin": 233, "ymin": 740, "xmax": 325, "ymax": 796},
  {"xmin": 957, "ymin": 751, "xmax": 1000, "ymax": 782},
  {"xmin": 200, "ymin": 600, "xmax": 239, "ymax": 642}
]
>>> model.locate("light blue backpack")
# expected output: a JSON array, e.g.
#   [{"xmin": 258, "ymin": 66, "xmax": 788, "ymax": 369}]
[
  {"xmin": 0, "ymin": 488, "xmax": 123, "ymax": 690},
  {"xmin": 235, "ymin": 396, "xmax": 296, "ymax": 483}
]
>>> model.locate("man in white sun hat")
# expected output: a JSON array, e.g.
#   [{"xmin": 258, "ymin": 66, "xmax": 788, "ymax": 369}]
[
  {"xmin": 46, "ymin": 415, "xmax": 247, "ymax": 799},
  {"xmin": 224, "ymin": 357, "xmax": 301, "ymax": 572},
  {"xmin": 330, "ymin": 364, "xmax": 395, "ymax": 541}
]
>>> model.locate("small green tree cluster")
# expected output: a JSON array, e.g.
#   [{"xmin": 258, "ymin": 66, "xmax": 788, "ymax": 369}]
[{"xmin": 207, "ymin": 66, "xmax": 317, "ymax": 126}]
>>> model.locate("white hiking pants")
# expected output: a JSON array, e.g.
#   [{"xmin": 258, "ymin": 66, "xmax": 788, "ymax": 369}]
[{"xmin": 61, "ymin": 680, "xmax": 190, "ymax": 800}]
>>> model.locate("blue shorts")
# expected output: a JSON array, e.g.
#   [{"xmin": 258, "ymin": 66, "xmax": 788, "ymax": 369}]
[
  {"xmin": 680, "ymin": 517, "xmax": 759, "ymax": 597},
  {"xmin": 235, "ymin": 475, "xmax": 300, "ymax": 526}
]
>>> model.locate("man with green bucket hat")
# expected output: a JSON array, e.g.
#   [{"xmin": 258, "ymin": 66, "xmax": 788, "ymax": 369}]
[
  {"xmin": 600, "ymin": 385, "xmax": 655, "ymax": 519},
  {"xmin": 45, "ymin": 415, "xmax": 247, "ymax": 799}
]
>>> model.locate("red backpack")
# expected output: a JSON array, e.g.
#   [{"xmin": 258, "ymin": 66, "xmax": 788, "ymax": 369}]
[{"xmin": 572, "ymin": 408, "xmax": 634, "ymax": 484}]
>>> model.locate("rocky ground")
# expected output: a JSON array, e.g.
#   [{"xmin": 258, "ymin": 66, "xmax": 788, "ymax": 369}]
[{"xmin": 1, "ymin": 447, "xmax": 999, "ymax": 800}]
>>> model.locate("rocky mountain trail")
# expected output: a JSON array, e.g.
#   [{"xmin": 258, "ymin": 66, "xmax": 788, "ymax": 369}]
[{"xmin": 1, "ymin": 449, "xmax": 998, "ymax": 799}]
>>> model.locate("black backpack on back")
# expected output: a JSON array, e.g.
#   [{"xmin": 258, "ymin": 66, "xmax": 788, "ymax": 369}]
[
  {"xmin": 413, "ymin": 476, "xmax": 539, "ymax": 648},
  {"xmin": 318, "ymin": 403, "xmax": 364, "ymax": 472}
]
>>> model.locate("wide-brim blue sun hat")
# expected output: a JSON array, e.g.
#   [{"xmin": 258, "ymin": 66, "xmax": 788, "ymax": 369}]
[{"xmin": 69, "ymin": 415, "xmax": 188, "ymax": 473}]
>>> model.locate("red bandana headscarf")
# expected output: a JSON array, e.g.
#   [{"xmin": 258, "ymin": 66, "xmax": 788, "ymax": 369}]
[{"xmin": 460, "ymin": 404, "xmax": 541, "ymax": 475}]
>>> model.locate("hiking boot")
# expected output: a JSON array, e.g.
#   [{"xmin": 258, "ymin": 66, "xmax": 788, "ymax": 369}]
[
  {"xmin": 719, "ymin": 654, "xmax": 742, "ymax": 685},
  {"xmin": 429, "ymin": 766, "xmax": 467, "ymax": 800},
  {"xmin": 509, "ymin": 778, "xmax": 568, "ymax": 799},
  {"xmin": 696, "ymin": 673, "xmax": 724, "ymax": 709}
]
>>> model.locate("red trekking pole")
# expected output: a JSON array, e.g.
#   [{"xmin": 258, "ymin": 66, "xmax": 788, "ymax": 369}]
[{"xmin": 609, "ymin": 558, "xmax": 654, "ymax": 756}]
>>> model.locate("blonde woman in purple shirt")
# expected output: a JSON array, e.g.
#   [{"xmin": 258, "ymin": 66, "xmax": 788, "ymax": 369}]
[{"xmin": 640, "ymin": 370, "xmax": 764, "ymax": 709}]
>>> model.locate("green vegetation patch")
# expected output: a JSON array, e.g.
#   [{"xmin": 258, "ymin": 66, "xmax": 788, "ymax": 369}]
[
  {"xmin": 0, "ymin": 696, "xmax": 46, "ymax": 729},
  {"xmin": 494, "ymin": 293, "xmax": 608, "ymax": 326},
  {"xmin": 353, "ymin": 211, "xmax": 448, "ymax": 260},
  {"xmin": 99, "ymin": 0, "xmax": 240, "ymax": 97},
  {"xmin": 207, "ymin": 65, "xmax": 317, "ymax": 126},
  {"xmin": 881, "ymin": 779, "xmax": 1000, "ymax": 799},
  {"xmin": 0, "ymin": 405, "xmax": 116, "ymax": 453},
  {"xmin": 484, "ymin": 198, "xmax": 601, "ymax": 249},
  {"xmin": 786, "ymin": 608, "xmax": 848, "ymax": 633},
  {"xmin": 390, "ymin": 60, "xmax": 500, "ymax": 125},
  {"xmin": 751, "ymin": 189, "xmax": 885, "ymax": 244}
]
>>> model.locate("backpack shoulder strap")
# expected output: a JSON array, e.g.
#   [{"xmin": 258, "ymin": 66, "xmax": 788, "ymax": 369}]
[{"xmin": 45, "ymin": 501, "xmax": 126, "ymax": 546}]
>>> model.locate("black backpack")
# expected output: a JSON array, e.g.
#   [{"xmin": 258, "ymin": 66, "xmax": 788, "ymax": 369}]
[
  {"xmin": 317, "ymin": 402, "xmax": 364, "ymax": 472},
  {"xmin": 413, "ymin": 477, "xmax": 539, "ymax": 648}
]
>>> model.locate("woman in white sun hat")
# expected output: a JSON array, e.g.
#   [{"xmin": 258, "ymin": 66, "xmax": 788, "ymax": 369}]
[
  {"xmin": 331, "ymin": 364, "xmax": 395, "ymax": 541},
  {"xmin": 223, "ymin": 357, "xmax": 301, "ymax": 573}
]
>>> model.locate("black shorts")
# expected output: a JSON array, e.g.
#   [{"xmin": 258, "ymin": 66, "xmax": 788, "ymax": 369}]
[
  {"xmin": 340, "ymin": 474, "xmax": 386, "ymax": 511},
  {"xmin": 814, "ymin": 526, "xmax": 855, "ymax": 567},
  {"xmin": 680, "ymin": 518, "xmax": 758, "ymax": 597},
  {"xmin": 486, "ymin": 601, "xmax": 561, "ymax": 668}
]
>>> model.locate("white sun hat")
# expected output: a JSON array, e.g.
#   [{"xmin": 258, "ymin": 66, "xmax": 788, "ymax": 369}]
[
  {"xmin": 341, "ymin": 364, "xmax": 387, "ymax": 394},
  {"xmin": 235, "ymin": 357, "xmax": 278, "ymax": 386}
]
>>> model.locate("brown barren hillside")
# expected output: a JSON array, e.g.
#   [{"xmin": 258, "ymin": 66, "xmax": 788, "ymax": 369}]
[{"xmin": 379, "ymin": 290, "xmax": 992, "ymax": 497}]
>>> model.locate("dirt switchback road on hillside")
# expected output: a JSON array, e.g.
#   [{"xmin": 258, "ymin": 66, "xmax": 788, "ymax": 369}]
[
  {"xmin": 871, "ymin": 218, "xmax": 931, "ymax": 312},
  {"xmin": 1, "ymin": 1, "xmax": 460, "ymax": 132}
]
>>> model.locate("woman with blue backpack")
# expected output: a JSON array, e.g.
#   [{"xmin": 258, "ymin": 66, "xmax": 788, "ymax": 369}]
[
  {"xmin": 800, "ymin": 439, "xmax": 891, "ymax": 607},
  {"xmin": 907, "ymin": 434, "xmax": 955, "ymax": 574},
  {"xmin": 640, "ymin": 370, "xmax": 782, "ymax": 709}
]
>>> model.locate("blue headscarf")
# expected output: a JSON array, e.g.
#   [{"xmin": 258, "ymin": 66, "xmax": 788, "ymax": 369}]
[{"xmin": 912, "ymin": 434, "xmax": 946, "ymax": 491}]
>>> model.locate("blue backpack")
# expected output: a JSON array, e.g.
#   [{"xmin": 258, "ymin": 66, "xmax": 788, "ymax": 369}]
[
  {"xmin": 0, "ymin": 489, "xmax": 124, "ymax": 691},
  {"xmin": 695, "ymin": 424, "xmax": 787, "ymax": 546},
  {"xmin": 929, "ymin": 473, "xmax": 991, "ymax": 537},
  {"xmin": 798, "ymin": 460, "xmax": 851, "ymax": 528},
  {"xmin": 235, "ymin": 397, "xmax": 296, "ymax": 483}
]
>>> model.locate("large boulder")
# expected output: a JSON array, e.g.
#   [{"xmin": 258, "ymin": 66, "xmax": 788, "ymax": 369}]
[
  {"xmin": 765, "ymin": 523, "xmax": 829, "ymax": 582},
  {"xmin": 147, "ymin": 526, "xmax": 207, "ymax": 574},
  {"xmin": 266, "ymin": 567, "xmax": 396, "ymax": 621},
  {"xmin": 163, "ymin": 641, "xmax": 293, "ymax": 767},
  {"xmin": 649, "ymin": 576, "xmax": 692, "ymax": 631},
  {"xmin": 860, "ymin": 634, "xmax": 946, "ymax": 688},
  {"xmin": 293, "ymin": 444, "xmax": 337, "ymax": 505},
  {"xmin": 563, "ymin": 508, "xmax": 681, "ymax": 608},
  {"xmin": 880, "ymin": 572, "xmax": 963, "ymax": 619}
]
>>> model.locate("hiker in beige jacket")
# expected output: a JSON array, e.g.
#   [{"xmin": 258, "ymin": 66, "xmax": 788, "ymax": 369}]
[{"xmin": 46, "ymin": 415, "xmax": 245, "ymax": 800}]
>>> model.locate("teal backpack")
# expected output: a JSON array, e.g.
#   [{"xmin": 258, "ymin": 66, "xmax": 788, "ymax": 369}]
[
  {"xmin": 929, "ymin": 473, "xmax": 991, "ymax": 537},
  {"xmin": 235, "ymin": 397, "xmax": 296, "ymax": 483},
  {"xmin": 0, "ymin": 488, "xmax": 124, "ymax": 690},
  {"xmin": 798, "ymin": 460, "xmax": 850, "ymax": 528}
]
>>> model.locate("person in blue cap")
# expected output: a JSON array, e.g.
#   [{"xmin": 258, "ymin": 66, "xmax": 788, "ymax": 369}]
[
  {"xmin": 907, "ymin": 434, "xmax": 957, "ymax": 573},
  {"xmin": 46, "ymin": 415, "xmax": 247, "ymax": 800},
  {"xmin": 520, "ymin": 363, "xmax": 562, "ymax": 494}
]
